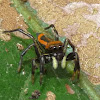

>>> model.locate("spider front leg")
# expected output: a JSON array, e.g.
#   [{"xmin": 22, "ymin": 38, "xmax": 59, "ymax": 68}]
[
  {"xmin": 66, "ymin": 52, "xmax": 80, "ymax": 80},
  {"xmin": 64, "ymin": 38, "xmax": 80, "ymax": 80}
]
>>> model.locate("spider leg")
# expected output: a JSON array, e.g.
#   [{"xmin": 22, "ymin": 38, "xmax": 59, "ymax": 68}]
[
  {"xmin": 67, "ymin": 39, "xmax": 80, "ymax": 80},
  {"xmin": 67, "ymin": 38, "xmax": 75, "ymax": 51},
  {"xmin": 32, "ymin": 59, "xmax": 38, "ymax": 84},
  {"xmin": 39, "ymin": 55, "xmax": 45, "ymax": 85},
  {"xmin": 44, "ymin": 24, "xmax": 59, "ymax": 40},
  {"xmin": 66, "ymin": 52, "xmax": 80, "ymax": 80},
  {"xmin": 63, "ymin": 38, "xmax": 75, "ymax": 54},
  {"xmin": 32, "ymin": 54, "xmax": 51, "ymax": 85},
  {"xmin": 63, "ymin": 39, "xmax": 68, "ymax": 53},
  {"xmin": 3, "ymin": 29, "xmax": 34, "ymax": 39},
  {"xmin": 18, "ymin": 43, "xmax": 34, "ymax": 72},
  {"xmin": 73, "ymin": 52, "xmax": 80, "ymax": 80}
]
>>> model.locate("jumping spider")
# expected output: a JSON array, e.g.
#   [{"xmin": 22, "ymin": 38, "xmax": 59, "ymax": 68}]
[{"xmin": 3, "ymin": 24, "xmax": 80, "ymax": 85}]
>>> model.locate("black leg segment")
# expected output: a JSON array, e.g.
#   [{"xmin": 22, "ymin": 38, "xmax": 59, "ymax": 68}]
[
  {"xmin": 66, "ymin": 52, "xmax": 80, "ymax": 80},
  {"xmin": 18, "ymin": 43, "xmax": 34, "ymax": 72},
  {"xmin": 3, "ymin": 29, "xmax": 34, "ymax": 39},
  {"xmin": 73, "ymin": 52, "xmax": 80, "ymax": 80},
  {"xmin": 39, "ymin": 55, "xmax": 45, "ymax": 85},
  {"xmin": 44, "ymin": 24, "xmax": 59, "ymax": 40},
  {"xmin": 67, "ymin": 38, "xmax": 75, "ymax": 51},
  {"xmin": 31, "ymin": 59, "xmax": 37, "ymax": 84}
]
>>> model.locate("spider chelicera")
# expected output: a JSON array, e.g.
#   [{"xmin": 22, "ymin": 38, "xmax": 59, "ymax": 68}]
[{"xmin": 3, "ymin": 24, "xmax": 80, "ymax": 85}]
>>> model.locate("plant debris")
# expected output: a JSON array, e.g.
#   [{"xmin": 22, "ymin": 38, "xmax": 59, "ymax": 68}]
[
  {"xmin": 24, "ymin": 88, "xmax": 28, "ymax": 95},
  {"xmin": 29, "ymin": 90, "xmax": 41, "ymax": 99},
  {"xmin": 65, "ymin": 84, "xmax": 75, "ymax": 94},
  {"xmin": 45, "ymin": 91, "xmax": 56, "ymax": 100},
  {"xmin": 5, "ymin": 48, "xmax": 9, "ymax": 52},
  {"xmin": 16, "ymin": 43, "xmax": 24, "ymax": 50}
]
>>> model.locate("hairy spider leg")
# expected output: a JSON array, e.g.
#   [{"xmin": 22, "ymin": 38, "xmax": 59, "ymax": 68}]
[
  {"xmin": 68, "ymin": 39, "xmax": 80, "ymax": 80},
  {"xmin": 44, "ymin": 24, "xmax": 59, "ymax": 41},
  {"xmin": 39, "ymin": 54, "xmax": 54, "ymax": 85},
  {"xmin": 67, "ymin": 38, "xmax": 75, "ymax": 51},
  {"xmin": 18, "ymin": 43, "xmax": 34, "ymax": 72},
  {"xmin": 32, "ymin": 59, "xmax": 37, "ymax": 84},
  {"xmin": 39, "ymin": 55, "xmax": 45, "ymax": 85},
  {"xmin": 66, "ymin": 52, "xmax": 80, "ymax": 80},
  {"xmin": 64, "ymin": 38, "xmax": 80, "ymax": 80},
  {"xmin": 73, "ymin": 52, "xmax": 80, "ymax": 80}
]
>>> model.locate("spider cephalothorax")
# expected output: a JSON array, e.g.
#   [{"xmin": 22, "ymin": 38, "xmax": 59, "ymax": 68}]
[{"xmin": 3, "ymin": 24, "xmax": 80, "ymax": 85}]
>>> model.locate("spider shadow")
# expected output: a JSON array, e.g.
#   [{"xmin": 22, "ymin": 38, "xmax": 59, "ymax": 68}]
[
  {"xmin": 22, "ymin": 60, "xmax": 73, "ymax": 86},
  {"xmin": 23, "ymin": 61, "xmax": 72, "ymax": 80},
  {"xmin": 44, "ymin": 63, "xmax": 71, "ymax": 79}
]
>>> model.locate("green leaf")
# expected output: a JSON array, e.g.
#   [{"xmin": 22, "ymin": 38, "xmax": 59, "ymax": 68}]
[
  {"xmin": 0, "ymin": 36, "xmax": 34, "ymax": 100},
  {"xmin": 19, "ymin": 68, "xmax": 89, "ymax": 100}
]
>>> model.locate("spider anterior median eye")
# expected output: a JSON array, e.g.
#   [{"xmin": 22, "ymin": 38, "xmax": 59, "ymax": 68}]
[
  {"xmin": 53, "ymin": 46, "xmax": 56, "ymax": 49},
  {"xmin": 59, "ymin": 45, "xmax": 62, "ymax": 48}
]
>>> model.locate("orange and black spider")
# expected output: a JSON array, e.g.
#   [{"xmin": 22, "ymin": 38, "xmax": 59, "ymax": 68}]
[{"xmin": 3, "ymin": 24, "xmax": 80, "ymax": 85}]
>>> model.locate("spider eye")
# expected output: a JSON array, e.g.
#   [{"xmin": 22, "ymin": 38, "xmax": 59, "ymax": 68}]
[
  {"xmin": 50, "ymin": 46, "xmax": 53, "ymax": 50},
  {"xmin": 59, "ymin": 45, "xmax": 62, "ymax": 48},
  {"xmin": 53, "ymin": 46, "xmax": 57, "ymax": 50},
  {"xmin": 50, "ymin": 46, "xmax": 57, "ymax": 50},
  {"xmin": 59, "ymin": 45, "xmax": 63, "ymax": 49}
]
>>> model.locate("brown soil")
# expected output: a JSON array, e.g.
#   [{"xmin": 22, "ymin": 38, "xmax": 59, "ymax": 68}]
[{"xmin": 0, "ymin": 0, "xmax": 29, "ymax": 39}]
